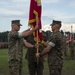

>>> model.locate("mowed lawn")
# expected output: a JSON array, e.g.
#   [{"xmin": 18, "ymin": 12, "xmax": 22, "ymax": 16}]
[{"xmin": 0, "ymin": 48, "xmax": 75, "ymax": 75}]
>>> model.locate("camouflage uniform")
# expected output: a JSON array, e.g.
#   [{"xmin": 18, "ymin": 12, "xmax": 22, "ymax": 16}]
[
  {"xmin": 48, "ymin": 31, "xmax": 63, "ymax": 75},
  {"xmin": 8, "ymin": 31, "xmax": 24, "ymax": 75},
  {"xmin": 69, "ymin": 40, "xmax": 75, "ymax": 60},
  {"xmin": 62, "ymin": 37, "xmax": 67, "ymax": 57},
  {"xmin": 25, "ymin": 34, "xmax": 44, "ymax": 75}
]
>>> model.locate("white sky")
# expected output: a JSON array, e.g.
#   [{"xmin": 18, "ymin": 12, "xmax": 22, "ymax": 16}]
[
  {"xmin": 0, "ymin": 0, "xmax": 75, "ymax": 32},
  {"xmin": 43, "ymin": 24, "xmax": 75, "ymax": 33}
]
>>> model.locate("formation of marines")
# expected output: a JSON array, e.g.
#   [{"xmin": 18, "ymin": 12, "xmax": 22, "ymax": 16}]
[{"xmin": 0, "ymin": 19, "xmax": 74, "ymax": 75}]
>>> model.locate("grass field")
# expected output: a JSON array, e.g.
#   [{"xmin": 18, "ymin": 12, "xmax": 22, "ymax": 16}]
[{"xmin": 0, "ymin": 48, "xmax": 75, "ymax": 75}]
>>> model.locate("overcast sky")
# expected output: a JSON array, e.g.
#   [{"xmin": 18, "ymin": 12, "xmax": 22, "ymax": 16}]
[{"xmin": 0, "ymin": 0, "xmax": 75, "ymax": 32}]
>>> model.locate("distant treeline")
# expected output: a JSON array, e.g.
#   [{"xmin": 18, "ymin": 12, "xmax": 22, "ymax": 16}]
[
  {"xmin": 0, "ymin": 30, "xmax": 75, "ymax": 42},
  {"xmin": 0, "ymin": 30, "xmax": 75, "ymax": 48},
  {"xmin": 0, "ymin": 31, "xmax": 9, "ymax": 48},
  {"xmin": 0, "ymin": 31, "xmax": 9, "ymax": 42}
]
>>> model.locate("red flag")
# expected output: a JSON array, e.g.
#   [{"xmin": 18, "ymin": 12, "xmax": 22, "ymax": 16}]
[
  {"xmin": 28, "ymin": 0, "xmax": 42, "ymax": 42},
  {"xmin": 67, "ymin": 33, "xmax": 74, "ymax": 41}
]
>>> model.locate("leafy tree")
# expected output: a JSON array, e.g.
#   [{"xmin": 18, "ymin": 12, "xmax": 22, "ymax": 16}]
[{"xmin": 0, "ymin": 31, "xmax": 9, "ymax": 42}]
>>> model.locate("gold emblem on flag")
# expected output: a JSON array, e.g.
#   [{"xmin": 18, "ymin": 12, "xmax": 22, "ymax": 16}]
[{"xmin": 35, "ymin": 0, "xmax": 41, "ymax": 6}]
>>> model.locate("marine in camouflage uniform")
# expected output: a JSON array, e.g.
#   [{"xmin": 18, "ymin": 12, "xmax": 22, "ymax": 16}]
[
  {"xmin": 69, "ymin": 39, "xmax": 75, "ymax": 60},
  {"xmin": 62, "ymin": 36, "xmax": 67, "ymax": 57},
  {"xmin": 8, "ymin": 20, "xmax": 38, "ymax": 75},
  {"xmin": 8, "ymin": 30, "xmax": 24, "ymax": 75},
  {"xmin": 36, "ymin": 20, "xmax": 63, "ymax": 75},
  {"xmin": 25, "ymin": 34, "xmax": 44, "ymax": 75},
  {"xmin": 47, "ymin": 31, "xmax": 63, "ymax": 75}
]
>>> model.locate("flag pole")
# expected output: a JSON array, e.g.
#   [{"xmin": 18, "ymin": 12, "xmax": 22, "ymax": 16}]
[
  {"xmin": 70, "ymin": 25, "xmax": 72, "ymax": 41},
  {"xmin": 36, "ymin": 18, "xmax": 39, "ymax": 64},
  {"xmin": 36, "ymin": 18, "xmax": 39, "ymax": 52},
  {"xmin": 36, "ymin": 16, "xmax": 39, "ymax": 65},
  {"xmin": 71, "ymin": 25, "xmax": 74, "ymax": 41},
  {"xmin": 36, "ymin": 30, "xmax": 39, "ymax": 53}
]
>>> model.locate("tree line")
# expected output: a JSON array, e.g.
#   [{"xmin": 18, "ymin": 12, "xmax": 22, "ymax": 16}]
[
  {"xmin": 0, "ymin": 31, "xmax": 9, "ymax": 42},
  {"xmin": 0, "ymin": 30, "xmax": 75, "ymax": 48},
  {"xmin": 0, "ymin": 30, "xmax": 75, "ymax": 42}
]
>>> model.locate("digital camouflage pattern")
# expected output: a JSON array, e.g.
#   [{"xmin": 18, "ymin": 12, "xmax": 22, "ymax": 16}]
[
  {"xmin": 25, "ymin": 34, "xmax": 44, "ymax": 75},
  {"xmin": 63, "ymin": 37, "xmax": 68, "ymax": 56},
  {"xmin": 8, "ymin": 31, "xmax": 23, "ymax": 75},
  {"xmin": 69, "ymin": 40, "xmax": 75, "ymax": 59},
  {"xmin": 48, "ymin": 31, "xmax": 63, "ymax": 75},
  {"xmin": 69, "ymin": 40, "xmax": 75, "ymax": 49}
]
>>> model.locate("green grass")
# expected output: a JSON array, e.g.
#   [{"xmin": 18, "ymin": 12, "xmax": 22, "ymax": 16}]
[
  {"xmin": 0, "ymin": 49, "xmax": 8, "ymax": 75},
  {"xmin": 0, "ymin": 48, "xmax": 75, "ymax": 75}
]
